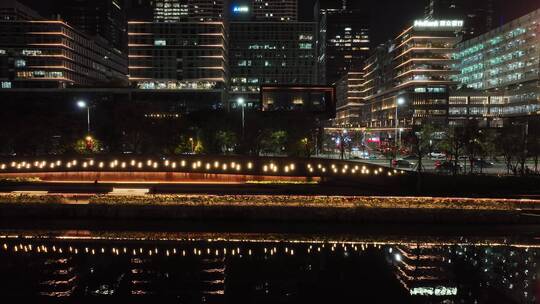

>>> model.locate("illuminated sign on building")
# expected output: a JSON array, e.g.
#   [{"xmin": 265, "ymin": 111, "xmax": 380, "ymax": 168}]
[
  {"xmin": 22, "ymin": 49, "xmax": 43, "ymax": 56},
  {"xmin": 410, "ymin": 287, "xmax": 458, "ymax": 296},
  {"xmin": 232, "ymin": 5, "xmax": 249, "ymax": 13},
  {"xmin": 414, "ymin": 20, "xmax": 464, "ymax": 28}
]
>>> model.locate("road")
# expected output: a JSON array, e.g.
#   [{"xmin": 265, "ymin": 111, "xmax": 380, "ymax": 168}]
[{"xmin": 333, "ymin": 157, "xmax": 537, "ymax": 175}]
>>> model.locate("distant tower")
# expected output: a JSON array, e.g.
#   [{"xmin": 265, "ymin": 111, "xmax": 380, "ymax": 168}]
[
  {"xmin": 425, "ymin": 0, "xmax": 496, "ymax": 38},
  {"xmin": 316, "ymin": 0, "xmax": 371, "ymax": 85},
  {"xmin": 53, "ymin": 0, "xmax": 128, "ymax": 53}
]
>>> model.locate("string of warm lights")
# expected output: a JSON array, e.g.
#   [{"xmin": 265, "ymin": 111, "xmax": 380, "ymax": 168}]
[
  {"xmin": 0, "ymin": 231, "xmax": 537, "ymax": 259},
  {"xmin": 1, "ymin": 239, "xmax": 536, "ymax": 258},
  {"xmin": 1, "ymin": 242, "xmax": 384, "ymax": 257},
  {"xmin": 0, "ymin": 158, "xmax": 406, "ymax": 177}
]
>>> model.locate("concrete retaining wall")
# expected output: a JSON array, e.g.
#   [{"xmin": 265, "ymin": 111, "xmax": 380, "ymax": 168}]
[
  {"xmin": 0, "ymin": 203, "xmax": 523, "ymax": 225},
  {"xmin": 0, "ymin": 172, "xmax": 319, "ymax": 183}
]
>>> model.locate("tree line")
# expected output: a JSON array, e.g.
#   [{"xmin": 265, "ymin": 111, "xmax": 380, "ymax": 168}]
[
  {"xmin": 406, "ymin": 119, "xmax": 540, "ymax": 176},
  {"xmin": 0, "ymin": 101, "xmax": 323, "ymax": 158}
]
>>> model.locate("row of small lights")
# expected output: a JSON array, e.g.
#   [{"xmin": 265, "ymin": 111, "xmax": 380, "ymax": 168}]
[
  {"xmin": 2, "ymin": 242, "xmax": 385, "ymax": 257},
  {"xmin": 0, "ymin": 159, "xmax": 404, "ymax": 177},
  {"xmin": 0, "ymin": 159, "xmax": 255, "ymax": 172},
  {"xmin": 3, "ymin": 242, "xmax": 535, "ymax": 258},
  {"xmin": 0, "ymin": 235, "xmax": 531, "ymax": 249}
]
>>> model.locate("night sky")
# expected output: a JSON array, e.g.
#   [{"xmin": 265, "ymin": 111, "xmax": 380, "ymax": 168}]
[
  {"xmin": 298, "ymin": 0, "xmax": 539, "ymax": 45},
  {"xmin": 19, "ymin": 0, "xmax": 540, "ymax": 45}
]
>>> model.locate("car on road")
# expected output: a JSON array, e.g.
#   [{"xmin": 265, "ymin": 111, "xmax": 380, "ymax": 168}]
[
  {"xmin": 472, "ymin": 159, "xmax": 495, "ymax": 168},
  {"xmin": 430, "ymin": 152, "xmax": 446, "ymax": 160},
  {"xmin": 435, "ymin": 161, "xmax": 462, "ymax": 173},
  {"xmin": 393, "ymin": 159, "xmax": 415, "ymax": 169}
]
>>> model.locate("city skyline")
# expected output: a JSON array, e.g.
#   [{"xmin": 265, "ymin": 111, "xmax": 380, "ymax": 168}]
[
  {"xmin": 0, "ymin": 0, "xmax": 539, "ymax": 158},
  {"xmin": 17, "ymin": 0, "xmax": 538, "ymax": 45},
  {"xmin": 1, "ymin": 1, "xmax": 540, "ymax": 301}
]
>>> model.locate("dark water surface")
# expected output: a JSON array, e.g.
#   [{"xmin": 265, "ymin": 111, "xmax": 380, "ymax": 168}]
[{"xmin": 0, "ymin": 226, "xmax": 539, "ymax": 303}]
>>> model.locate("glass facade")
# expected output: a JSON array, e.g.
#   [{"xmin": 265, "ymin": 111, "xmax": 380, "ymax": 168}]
[
  {"xmin": 317, "ymin": 7, "xmax": 370, "ymax": 85},
  {"xmin": 0, "ymin": 20, "xmax": 128, "ymax": 88},
  {"xmin": 334, "ymin": 71, "xmax": 364, "ymax": 127},
  {"xmin": 128, "ymin": 21, "xmax": 228, "ymax": 90},
  {"xmin": 452, "ymin": 9, "xmax": 540, "ymax": 119},
  {"xmin": 229, "ymin": 22, "xmax": 317, "ymax": 107},
  {"xmin": 359, "ymin": 20, "xmax": 463, "ymax": 130}
]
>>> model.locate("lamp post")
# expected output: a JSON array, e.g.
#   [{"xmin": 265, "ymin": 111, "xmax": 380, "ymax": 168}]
[
  {"xmin": 395, "ymin": 97, "xmax": 405, "ymax": 150},
  {"xmin": 189, "ymin": 137, "xmax": 194, "ymax": 153},
  {"xmin": 77, "ymin": 100, "xmax": 91, "ymax": 134},
  {"xmin": 237, "ymin": 97, "xmax": 245, "ymax": 138}
]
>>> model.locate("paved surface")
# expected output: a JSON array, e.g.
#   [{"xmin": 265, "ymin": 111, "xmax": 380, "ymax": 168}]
[{"xmin": 340, "ymin": 158, "xmax": 538, "ymax": 175}]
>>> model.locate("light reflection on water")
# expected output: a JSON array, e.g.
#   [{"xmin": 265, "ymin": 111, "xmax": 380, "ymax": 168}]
[{"xmin": 0, "ymin": 230, "xmax": 539, "ymax": 303}]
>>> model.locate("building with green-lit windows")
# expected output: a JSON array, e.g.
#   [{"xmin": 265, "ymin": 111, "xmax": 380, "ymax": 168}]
[{"xmin": 451, "ymin": 9, "xmax": 540, "ymax": 126}]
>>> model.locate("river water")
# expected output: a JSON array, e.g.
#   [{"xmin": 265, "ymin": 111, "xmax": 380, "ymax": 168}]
[{"xmin": 0, "ymin": 228, "xmax": 538, "ymax": 303}]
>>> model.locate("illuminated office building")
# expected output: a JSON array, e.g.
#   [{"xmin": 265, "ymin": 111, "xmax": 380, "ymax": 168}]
[
  {"xmin": 152, "ymin": 0, "xmax": 228, "ymax": 22},
  {"xmin": 360, "ymin": 20, "xmax": 463, "ymax": 134},
  {"xmin": 0, "ymin": 5, "xmax": 128, "ymax": 89},
  {"xmin": 127, "ymin": 21, "xmax": 228, "ymax": 108},
  {"xmin": 127, "ymin": 1, "xmax": 229, "ymax": 109},
  {"xmin": 389, "ymin": 244, "xmax": 457, "ymax": 299},
  {"xmin": 188, "ymin": 0, "xmax": 229, "ymax": 21},
  {"xmin": 450, "ymin": 8, "xmax": 540, "ymax": 126},
  {"xmin": 229, "ymin": 0, "xmax": 297, "ymax": 22},
  {"xmin": 229, "ymin": 21, "xmax": 317, "ymax": 107},
  {"xmin": 153, "ymin": 0, "xmax": 189, "ymax": 22},
  {"xmin": 0, "ymin": 0, "xmax": 41, "ymax": 21},
  {"xmin": 334, "ymin": 71, "xmax": 364, "ymax": 127},
  {"xmin": 316, "ymin": 1, "xmax": 370, "ymax": 85},
  {"xmin": 261, "ymin": 85, "xmax": 335, "ymax": 118},
  {"xmin": 53, "ymin": 0, "xmax": 128, "ymax": 54},
  {"xmin": 150, "ymin": 0, "xmax": 296, "ymax": 23}
]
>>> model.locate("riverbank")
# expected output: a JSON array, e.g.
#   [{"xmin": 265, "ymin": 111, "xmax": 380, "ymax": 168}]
[{"xmin": 0, "ymin": 194, "xmax": 539, "ymax": 225}]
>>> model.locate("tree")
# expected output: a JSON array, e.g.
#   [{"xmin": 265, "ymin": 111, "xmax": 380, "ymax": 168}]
[
  {"xmin": 173, "ymin": 135, "xmax": 195, "ymax": 155},
  {"xmin": 528, "ymin": 123, "xmax": 540, "ymax": 174},
  {"xmin": 498, "ymin": 124, "xmax": 525, "ymax": 176},
  {"xmin": 440, "ymin": 125, "xmax": 466, "ymax": 175},
  {"xmin": 462, "ymin": 121, "xmax": 481, "ymax": 174},
  {"xmin": 406, "ymin": 123, "xmax": 438, "ymax": 173},
  {"xmin": 476, "ymin": 129, "xmax": 497, "ymax": 174},
  {"xmin": 194, "ymin": 141, "xmax": 204, "ymax": 154},
  {"xmin": 215, "ymin": 130, "xmax": 237, "ymax": 154},
  {"xmin": 336, "ymin": 131, "xmax": 352, "ymax": 160},
  {"xmin": 74, "ymin": 137, "xmax": 102, "ymax": 154},
  {"xmin": 381, "ymin": 142, "xmax": 398, "ymax": 167},
  {"xmin": 260, "ymin": 130, "xmax": 287, "ymax": 155}
]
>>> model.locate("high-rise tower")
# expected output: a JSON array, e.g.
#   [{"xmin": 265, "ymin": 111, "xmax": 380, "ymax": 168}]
[{"xmin": 315, "ymin": 1, "xmax": 370, "ymax": 85}]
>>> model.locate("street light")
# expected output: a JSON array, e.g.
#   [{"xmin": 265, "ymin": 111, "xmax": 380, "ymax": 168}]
[
  {"xmin": 77, "ymin": 100, "xmax": 91, "ymax": 134},
  {"xmin": 395, "ymin": 97, "xmax": 405, "ymax": 150},
  {"xmin": 237, "ymin": 97, "xmax": 245, "ymax": 138},
  {"xmin": 189, "ymin": 137, "xmax": 194, "ymax": 153}
]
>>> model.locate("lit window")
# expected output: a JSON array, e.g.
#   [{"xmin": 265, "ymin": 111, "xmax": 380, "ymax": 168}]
[
  {"xmin": 154, "ymin": 39, "xmax": 166, "ymax": 46},
  {"xmin": 14, "ymin": 59, "xmax": 26, "ymax": 68}
]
